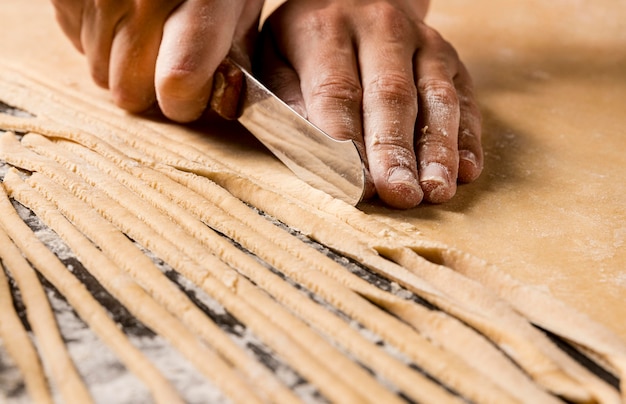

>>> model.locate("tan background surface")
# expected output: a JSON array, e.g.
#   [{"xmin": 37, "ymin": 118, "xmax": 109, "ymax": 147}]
[{"xmin": 2, "ymin": 0, "xmax": 625, "ymax": 344}]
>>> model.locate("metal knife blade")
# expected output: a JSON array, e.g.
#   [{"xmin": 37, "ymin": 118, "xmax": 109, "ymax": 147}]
[{"xmin": 232, "ymin": 62, "xmax": 366, "ymax": 206}]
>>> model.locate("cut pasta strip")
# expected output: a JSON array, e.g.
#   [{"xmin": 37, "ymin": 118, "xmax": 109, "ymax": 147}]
[
  {"xmin": 0, "ymin": 183, "xmax": 183, "ymax": 404},
  {"xmin": 0, "ymin": 232, "xmax": 53, "ymax": 404},
  {"xmin": 2, "ymin": 170, "xmax": 262, "ymax": 404},
  {"xmin": 25, "ymin": 128, "xmax": 515, "ymax": 403},
  {"xmin": 1, "ymin": 60, "xmax": 624, "ymax": 403},
  {"xmin": 52, "ymin": 138, "xmax": 470, "ymax": 404},
  {"xmin": 7, "ymin": 135, "xmax": 370, "ymax": 404},
  {"xmin": 0, "ymin": 203, "xmax": 92, "ymax": 404}
]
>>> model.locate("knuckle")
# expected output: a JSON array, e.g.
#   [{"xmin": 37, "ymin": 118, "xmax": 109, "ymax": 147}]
[
  {"xmin": 370, "ymin": 133, "xmax": 413, "ymax": 152},
  {"xmin": 111, "ymin": 84, "xmax": 154, "ymax": 113},
  {"xmin": 294, "ymin": 7, "xmax": 344, "ymax": 37},
  {"xmin": 420, "ymin": 24, "xmax": 443, "ymax": 43},
  {"xmin": 367, "ymin": 73, "xmax": 418, "ymax": 111},
  {"xmin": 366, "ymin": 3, "xmax": 413, "ymax": 41},
  {"xmin": 418, "ymin": 78, "xmax": 459, "ymax": 108},
  {"xmin": 310, "ymin": 75, "xmax": 362, "ymax": 105},
  {"xmin": 419, "ymin": 26, "xmax": 458, "ymax": 55},
  {"xmin": 158, "ymin": 66, "xmax": 204, "ymax": 100},
  {"xmin": 300, "ymin": 10, "xmax": 329, "ymax": 32}
]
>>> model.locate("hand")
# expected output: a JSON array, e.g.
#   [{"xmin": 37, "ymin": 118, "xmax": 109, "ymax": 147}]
[
  {"xmin": 259, "ymin": 0, "xmax": 483, "ymax": 208},
  {"xmin": 50, "ymin": 0, "xmax": 265, "ymax": 122}
]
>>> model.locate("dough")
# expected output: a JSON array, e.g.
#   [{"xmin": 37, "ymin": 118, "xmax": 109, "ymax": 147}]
[
  {"xmin": 12, "ymin": 132, "xmax": 458, "ymax": 403},
  {"xmin": 2, "ymin": 170, "xmax": 263, "ymax": 404},
  {"xmin": 0, "ymin": 182, "xmax": 182, "ymax": 404},
  {"xmin": 4, "ymin": 133, "xmax": 400, "ymax": 403},
  {"xmin": 6, "ymin": 128, "xmax": 517, "ymax": 402},
  {"xmin": 0, "ymin": 200, "xmax": 92, "ymax": 404},
  {"xmin": 0, "ymin": 230, "xmax": 53, "ymax": 404},
  {"xmin": 0, "ymin": 63, "xmax": 622, "ymax": 403},
  {"xmin": 1, "ymin": 0, "xmax": 625, "ymax": 401}
]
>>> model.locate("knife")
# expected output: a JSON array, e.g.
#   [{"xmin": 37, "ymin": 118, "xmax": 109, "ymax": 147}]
[{"xmin": 216, "ymin": 60, "xmax": 366, "ymax": 206}]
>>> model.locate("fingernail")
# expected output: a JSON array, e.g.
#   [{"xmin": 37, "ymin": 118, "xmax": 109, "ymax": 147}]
[
  {"xmin": 388, "ymin": 166, "xmax": 417, "ymax": 185},
  {"xmin": 421, "ymin": 163, "xmax": 449, "ymax": 187},
  {"xmin": 459, "ymin": 150, "xmax": 477, "ymax": 168},
  {"xmin": 384, "ymin": 167, "xmax": 423, "ymax": 208}
]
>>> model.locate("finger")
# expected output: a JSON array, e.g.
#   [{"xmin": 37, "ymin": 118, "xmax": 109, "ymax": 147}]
[
  {"xmin": 108, "ymin": 6, "xmax": 172, "ymax": 113},
  {"xmin": 270, "ymin": 7, "xmax": 363, "ymax": 144},
  {"xmin": 455, "ymin": 63, "xmax": 483, "ymax": 183},
  {"xmin": 211, "ymin": 0, "xmax": 264, "ymax": 120},
  {"xmin": 50, "ymin": 0, "xmax": 84, "ymax": 52},
  {"xmin": 230, "ymin": 0, "xmax": 265, "ymax": 66},
  {"xmin": 155, "ymin": 1, "xmax": 240, "ymax": 122},
  {"xmin": 415, "ymin": 30, "xmax": 461, "ymax": 203},
  {"xmin": 80, "ymin": 1, "xmax": 128, "ymax": 87},
  {"xmin": 268, "ymin": 6, "xmax": 375, "ymax": 197},
  {"xmin": 358, "ymin": 7, "xmax": 423, "ymax": 209}
]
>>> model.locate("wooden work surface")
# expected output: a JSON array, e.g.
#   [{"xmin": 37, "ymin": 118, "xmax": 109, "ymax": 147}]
[{"xmin": 0, "ymin": 1, "xmax": 625, "ymax": 402}]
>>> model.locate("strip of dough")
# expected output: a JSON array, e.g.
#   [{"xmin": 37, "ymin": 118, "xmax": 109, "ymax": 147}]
[
  {"xmin": 0, "ymin": 236, "xmax": 53, "ymax": 404},
  {"xmin": 2, "ymin": 63, "xmax": 623, "ymax": 401},
  {"xmin": 0, "ymin": 184, "xmax": 183, "ymax": 404},
  {"xmin": 8, "ymin": 138, "xmax": 370, "ymax": 404},
  {"xmin": 2, "ymin": 170, "xmax": 263, "ymax": 404},
  {"xmin": 0, "ymin": 204, "xmax": 93, "ymax": 404},
  {"xmin": 12, "ymin": 126, "xmax": 560, "ymax": 400},
  {"xmin": 180, "ymin": 159, "xmax": 619, "ymax": 402},
  {"xmin": 49, "ymin": 136, "xmax": 467, "ymax": 403},
  {"xmin": 20, "ymin": 128, "xmax": 516, "ymax": 402},
  {"xmin": 433, "ymin": 246, "xmax": 626, "ymax": 400},
  {"xmin": 173, "ymin": 162, "xmax": 596, "ymax": 401}
]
